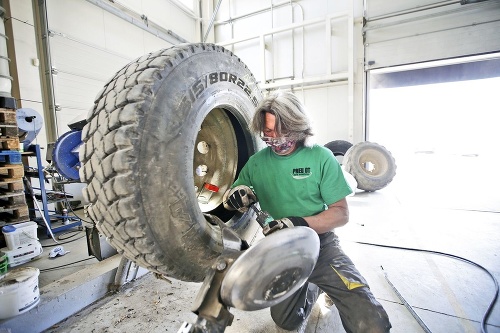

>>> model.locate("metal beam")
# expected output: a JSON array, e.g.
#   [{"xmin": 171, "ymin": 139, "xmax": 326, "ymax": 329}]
[
  {"xmin": 32, "ymin": 0, "xmax": 58, "ymax": 142},
  {"xmin": 218, "ymin": 13, "xmax": 352, "ymax": 91},
  {"xmin": 85, "ymin": 0, "xmax": 189, "ymax": 44}
]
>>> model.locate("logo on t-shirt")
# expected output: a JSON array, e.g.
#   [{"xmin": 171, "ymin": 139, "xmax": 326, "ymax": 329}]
[{"xmin": 292, "ymin": 167, "xmax": 312, "ymax": 179}]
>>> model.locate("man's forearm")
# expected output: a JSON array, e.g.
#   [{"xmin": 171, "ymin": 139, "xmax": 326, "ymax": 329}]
[{"xmin": 304, "ymin": 199, "xmax": 349, "ymax": 234}]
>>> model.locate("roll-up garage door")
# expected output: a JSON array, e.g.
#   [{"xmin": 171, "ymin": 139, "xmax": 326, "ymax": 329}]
[{"xmin": 364, "ymin": 0, "xmax": 500, "ymax": 69}]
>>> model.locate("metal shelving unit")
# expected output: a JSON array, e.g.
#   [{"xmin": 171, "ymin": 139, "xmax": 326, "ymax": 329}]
[{"xmin": 24, "ymin": 144, "xmax": 81, "ymax": 235}]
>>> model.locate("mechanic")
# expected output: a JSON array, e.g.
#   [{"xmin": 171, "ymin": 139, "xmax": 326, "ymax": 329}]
[{"xmin": 223, "ymin": 91, "xmax": 392, "ymax": 332}]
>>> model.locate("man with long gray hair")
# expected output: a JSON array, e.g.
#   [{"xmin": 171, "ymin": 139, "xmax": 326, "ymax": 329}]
[{"xmin": 224, "ymin": 91, "xmax": 391, "ymax": 332}]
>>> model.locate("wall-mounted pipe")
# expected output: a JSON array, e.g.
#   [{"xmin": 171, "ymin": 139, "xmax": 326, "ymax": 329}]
[
  {"xmin": 218, "ymin": 13, "xmax": 349, "ymax": 48},
  {"xmin": 218, "ymin": 13, "xmax": 352, "ymax": 89},
  {"xmin": 214, "ymin": 0, "xmax": 297, "ymax": 26},
  {"xmin": 203, "ymin": 0, "xmax": 223, "ymax": 42},
  {"xmin": 364, "ymin": 1, "xmax": 493, "ymax": 31},
  {"xmin": 461, "ymin": 0, "xmax": 491, "ymax": 4},
  {"xmin": 198, "ymin": 0, "xmax": 203, "ymax": 42},
  {"xmin": 366, "ymin": 0, "xmax": 460, "ymax": 22},
  {"xmin": 219, "ymin": 0, "xmax": 304, "ymax": 82},
  {"xmin": 85, "ymin": 0, "xmax": 189, "ymax": 44}
]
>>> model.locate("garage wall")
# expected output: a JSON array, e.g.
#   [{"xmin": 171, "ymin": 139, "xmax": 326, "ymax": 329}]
[
  {"xmin": 4, "ymin": 1, "xmax": 46, "ymax": 143},
  {"xmin": 211, "ymin": 0, "xmax": 366, "ymax": 145},
  {"xmin": 6, "ymin": 0, "xmax": 496, "ymax": 200},
  {"xmin": 4, "ymin": 0, "xmax": 197, "ymax": 201},
  {"xmin": 209, "ymin": 0, "xmax": 500, "ymax": 146},
  {"xmin": 364, "ymin": 0, "xmax": 500, "ymax": 69},
  {"xmin": 7, "ymin": 0, "xmax": 197, "ymax": 145}
]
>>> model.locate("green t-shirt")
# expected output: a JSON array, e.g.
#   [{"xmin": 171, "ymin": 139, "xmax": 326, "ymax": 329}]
[{"xmin": 232, "ymin": 145, "xmax": 352, "ymax": 219}]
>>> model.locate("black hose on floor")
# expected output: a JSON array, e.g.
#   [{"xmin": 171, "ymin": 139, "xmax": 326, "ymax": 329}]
[
  {"xmin": 39, "ymin": 257, "xmax": 96, "ymax": 272},
  {"xmin": 354, "ymin": 241, "xmax": 498, "ymax": 333}
]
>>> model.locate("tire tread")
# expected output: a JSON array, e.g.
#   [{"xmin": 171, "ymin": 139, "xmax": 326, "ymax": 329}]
[{"xmin": 80, "ymin": 43, "xmax": 259, "ymax": 280}]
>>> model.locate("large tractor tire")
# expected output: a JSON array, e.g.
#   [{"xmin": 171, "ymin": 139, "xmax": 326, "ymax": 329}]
[
  {"xmin": 324, "ymin": 140, "xmax": 353, "ymax": 165},
  {"xmin": 324, "ymin": 140, "xmax": 352, "ymax": 158},
  {"xmin": 79, "ymin": 43, "xmax": 263, "ymax": 282},
  {"xmin": 343, "ymin": 142, "xmax": 396, "ymax": 192}
]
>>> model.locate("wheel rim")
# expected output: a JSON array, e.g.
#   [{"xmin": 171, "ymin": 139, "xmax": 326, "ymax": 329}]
[
  {"xmin": 194, "ymin": 108, "xmax": 239, "ymax": 213},
  {"xmin": 358, "ymin": 148, "xmax": 389, "ymax": 177}
]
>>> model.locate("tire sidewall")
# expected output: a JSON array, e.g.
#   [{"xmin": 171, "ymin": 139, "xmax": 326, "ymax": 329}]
[
  {"xmin": 344, "ymin": 142, "xmax": 396, "ymax": 192},
  {"xmin": 324, "ymin": 140, "xmax": 353, "ymax": 156},
  {"xmin": 139, "ymin": 51, "xmax": 262, "ymax": 266}
]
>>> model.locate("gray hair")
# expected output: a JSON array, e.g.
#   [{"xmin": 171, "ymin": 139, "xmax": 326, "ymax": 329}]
[{"xmin": 251, "ymin": 91, "xmax": 314, "ymax": 146}]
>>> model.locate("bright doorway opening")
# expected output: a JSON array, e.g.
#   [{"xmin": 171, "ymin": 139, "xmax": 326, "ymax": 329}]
[{"xmin": 367, "ymin": 59, "xmax": 500, "ymax": 212}]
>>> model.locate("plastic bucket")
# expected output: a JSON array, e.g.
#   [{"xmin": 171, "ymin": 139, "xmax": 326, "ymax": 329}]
[
  {"xmin": 2, "ymin": 222, "xmax": 38, "ymax": 250},
  {"xmin": 0, "ymin": 267, "xmax": 40, "ymax": 319}
]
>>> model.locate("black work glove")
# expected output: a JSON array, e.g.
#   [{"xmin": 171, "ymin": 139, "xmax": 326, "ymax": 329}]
[
  {"xmin": 262, "ymin": 216, "xmax": 309, "ymax": 236},
  {"xmin": 223, "ymin": 185, "xmax": 257, "ymax": 213}
]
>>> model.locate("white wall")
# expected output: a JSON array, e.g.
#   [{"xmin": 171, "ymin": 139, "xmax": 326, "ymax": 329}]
[
  {"xmin": 211, "ymin": 0, "xmax": 366, "ymax": 145},
  {"xmin": 6, "ymin": 0, "xmax": 493, "ymax": 209},
  {"xmin": 7, "ymin": 0, "xmax": 365, "ymax": 167},
  {"xmin": 5, "ymin": 0, "xmax": 198, "ymax": 202},
  {"xmin": 7, "ymin": 1, "xmax": 47, "ymax": 145},
  {"xmin": 8, "ymin": 0, "xmax": 197, "ymax": 143}
]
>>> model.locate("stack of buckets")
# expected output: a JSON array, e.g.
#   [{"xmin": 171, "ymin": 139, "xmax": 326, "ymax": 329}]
[{"xmin": 0, "ymin": 222, "xmax": 41, "ymax": 320}]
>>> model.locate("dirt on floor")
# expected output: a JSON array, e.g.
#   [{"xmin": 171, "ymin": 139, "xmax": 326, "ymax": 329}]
[
  {"xmin": 45, "ymin": 273, "xmax": 200, "ymax": 333},
  {"xmin": 42, "ymin": 271, "xmax": 345, "ymax": 333}
]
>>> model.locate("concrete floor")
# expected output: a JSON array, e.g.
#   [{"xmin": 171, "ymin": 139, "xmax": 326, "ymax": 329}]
[{"xmin": 1, "ymin": 153, "xmax": 499, "ymax": 333}]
